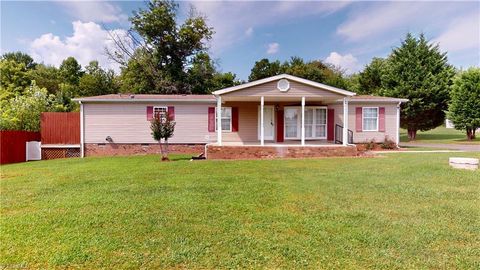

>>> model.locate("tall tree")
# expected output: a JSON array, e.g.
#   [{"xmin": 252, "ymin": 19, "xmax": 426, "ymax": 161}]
[
  {"xmin": 248, "ymin": 59, "xmax": 282, "ymax": 81},
  {"xmin": 382, "ymin": 33, "xmax": 454, "ymax": 140},
  {"xmin": 357, "ymin": 57, "xmax": 387, "ymax": 95},
  {"xmin": 28, "ymin": 64, "xmax": 62, "ymax": 94},
  {"xmin": 447, "ymin": 68, "xmax": 480, "ymax": 140},
  {"xmin": 248, "ymin": 57, "xmax": 348, "ymax": 89},
  {"xmin": 79, "ymin": 61, "xmax": 119, "ymax": 96},
  {"xmin": 59, "ymin": 57, "xmax": 83, "ymax": 86},
  {"xmin": 1, "ymin": 51, "xmax": 36, "ymax": 70},
  {"xmin": 0, "ymin": 60, "xmax": 31, "ymax": 98},
  {"xmin": 108, "ymin": 0, "xmax": 214, "ymax": 94}
]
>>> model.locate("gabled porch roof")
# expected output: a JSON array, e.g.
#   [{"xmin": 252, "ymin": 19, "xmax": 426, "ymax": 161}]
[{"xmin": 212, "ymin": 74, "xmax": 356, "ymax": 98}]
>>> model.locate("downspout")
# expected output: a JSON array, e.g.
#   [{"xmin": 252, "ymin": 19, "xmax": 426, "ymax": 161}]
[
  {"xmin": 80, "ymin": 101, "xmax": 84, "ymax": 158},
  {"xmin": 396, "ymin": 101, "xmax": 401, "ymax": 147}
]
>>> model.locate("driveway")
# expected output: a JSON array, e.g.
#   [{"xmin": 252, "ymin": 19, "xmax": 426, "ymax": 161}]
[{"xmin": 400, "ymin": 142, "xmax": 480, "ymax": 152}]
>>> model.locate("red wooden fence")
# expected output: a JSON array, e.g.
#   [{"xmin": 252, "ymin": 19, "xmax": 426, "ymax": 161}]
[
  {"xmin": 41, "ymin": 112, "xmax": 80, "ymax": 144},
  {"xmin": 0, "ymin": 131, "xmax": 41, "ymax": 165}
]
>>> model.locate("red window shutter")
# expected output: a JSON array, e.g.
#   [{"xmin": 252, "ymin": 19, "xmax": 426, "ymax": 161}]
[
  {"xmin": 232, "ymin": 107, "xmax": 239, "ymax": 132},
  {"xmin": 146, "ymin": 106, "xmax": 153, "ymax": 121},
  {"xmin": 379, "ymin": 107, "xmax": 385, "ymax": 132},
  {"xmin": 208, "ymin": 107, "xmax": 215, "ymax": 132},
  {"xmin": 276, "ymin": 110, "xmax": 284, "ymax": 142},
  {"xmin": 327, "ymin": 108, "xmax": 334, "ymax": 141},
  {"xmin": 356, "ymin": 107, "xmax": 363, "ymax": 132},
  {"xmin": 167, "ymin": 106, "xmax": 175, "ymax": 120}
]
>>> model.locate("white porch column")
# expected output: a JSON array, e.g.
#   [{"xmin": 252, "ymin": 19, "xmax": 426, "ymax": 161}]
[
  {"xmin": 396, "ymin": 102, "xmax": 401, "ymax": 146},
  {"xmin": 260, "ymin": 96, "xmax": 265, "ymax": 146},
  {"xmin": 80, "ymin": 101, "xmax": 84, "ymax": 158},
  {"xmin": 301, "ymin": 96, "xmax": 305, "ymax": 146},
  {"xmin": 343, "ymin": 97, "xmax": 349, "ymax": 146},
  {"xmin": 217, "ymin": 96, "xmax": 222, "ymax": 146}
]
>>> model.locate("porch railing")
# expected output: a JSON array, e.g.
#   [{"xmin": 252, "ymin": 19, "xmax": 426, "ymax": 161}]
[{"xmin": 335, "ymin": 124, "xmax": 353, "ymax": 144}]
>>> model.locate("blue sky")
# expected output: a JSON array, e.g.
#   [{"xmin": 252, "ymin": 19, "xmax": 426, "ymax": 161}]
[{"xmin": 1, "ymin": 1, "xmax": 479, "ymax": 80}]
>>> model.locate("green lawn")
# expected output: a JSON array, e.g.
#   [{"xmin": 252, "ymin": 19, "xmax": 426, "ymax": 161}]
[
  {"xmin": 400, "ymin": 126, "xmax": 480, "ymax": 144},
  {"xmin": 1, "ymin": 154, "xmax": 479, "ymax": 269}
]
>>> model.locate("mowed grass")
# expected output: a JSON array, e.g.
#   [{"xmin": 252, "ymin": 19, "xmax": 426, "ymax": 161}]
[
  {"xmin": 1, "ymin": 153, "xmax": 479, "ymax": 269},
  {"xmin": 400, "ymin": 126, "xmax": 480, "ymax": 144}
]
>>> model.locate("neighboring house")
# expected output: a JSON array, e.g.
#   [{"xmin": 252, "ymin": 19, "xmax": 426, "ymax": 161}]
[
  {"xmin": 446, "ymin": 119, "xmax": 455, "ymax": 128},
  {"xmin": 74, "ymin": 74, "xmax": 408, "ymax": 159}
]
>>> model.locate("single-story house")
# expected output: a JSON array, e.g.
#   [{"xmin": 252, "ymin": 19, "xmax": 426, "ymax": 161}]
[{"xmin": 74, "ymin": 74, "xmax": 408, "ymax": 159}]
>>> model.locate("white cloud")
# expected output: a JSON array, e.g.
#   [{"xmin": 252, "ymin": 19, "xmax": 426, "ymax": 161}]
[
  {"xmin": 245, "ymin": 27, "xmax": 254, "ymax": 37},
  {"xmin": 191, "ymin": 1, "xmax": 350, "ymax": 53},
  {"xmin": 266, "ymin": 43, "xmax": 280, "ymax": 54},
  {"xmin": 324, "ymin": 52, "xmax": 360, "ymax": 74},
  {"xmin": 29, "ymin": 21, "xmax": 127, "ymax": 71},
  {"xmin": 58, "ymin": 1, "xmax": 128, "ymax": 23},
  {"xmin": 433, "ymin": 12, "xmax": 480, "ymax": 52},
  {"xmin": 337, "ymin": 2, "xmax": 468, "ymax": 43}
]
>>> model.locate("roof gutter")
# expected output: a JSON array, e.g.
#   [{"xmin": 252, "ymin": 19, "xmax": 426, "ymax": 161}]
[{"xmin": 72, "ymin": 99, "xmax": 216, "ymax": 103}]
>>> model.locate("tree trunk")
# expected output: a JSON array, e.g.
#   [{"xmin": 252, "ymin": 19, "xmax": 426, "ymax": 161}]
[
  {"xmin": 162, "ymin": 139, "xmax": 170, "ymax": 161},
  {"xmin": 158, "ymin": 140, "xmax": 163, "ymax": 161},
  {"xmin": 407, "ymin": 129, "xmax": 417, "ymax": 141},
  {"xmin": 473, "ymin": 129, "xmax": 476, "ymax": 139},
  {"xmin": 466, "ymin": 128, "xmax": 473, "ymax": 141}
]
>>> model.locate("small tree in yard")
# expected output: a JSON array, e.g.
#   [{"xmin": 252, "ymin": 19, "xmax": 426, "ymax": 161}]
[
  {"xmin": 150, "ymin": 114, "xmax": 175, "ymax": 161},
  {"xmin": 447, "ymin": 68, "xmax": 480, "ymax": 140}
]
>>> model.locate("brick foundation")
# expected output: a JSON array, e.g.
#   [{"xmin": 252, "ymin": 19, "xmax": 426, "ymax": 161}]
[
  {"xmin": 84, "ymin": 143, "xmax": 205, "ymax": 157},
  {"xmin": 206, "ymin": 145, "xmax": 358, "ymax": 159}
]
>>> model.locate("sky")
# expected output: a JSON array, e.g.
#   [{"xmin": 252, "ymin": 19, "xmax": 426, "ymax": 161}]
[{"xmin": 1, "ymin": 1, "xmax": 479, "ymax": 80}]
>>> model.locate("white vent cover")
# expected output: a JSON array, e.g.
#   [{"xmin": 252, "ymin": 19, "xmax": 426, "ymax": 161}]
[{"xmin": 277, "ymin": 79, "xmax": 290, "ymax": 92}]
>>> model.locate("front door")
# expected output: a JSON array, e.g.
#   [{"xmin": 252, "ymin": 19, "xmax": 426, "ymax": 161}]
[{"xmin": 258, "ymin": 106, "xmax": 275, "ymax": 141}]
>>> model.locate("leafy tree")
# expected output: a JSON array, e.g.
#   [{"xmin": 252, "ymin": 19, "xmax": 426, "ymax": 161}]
[
  {"xmin": 187, "ymin": 53, "xmax": 241, "ymax": 93},
  {"xmin": 447, "ymin": 68, "xmax": 480, "ymax": 140},
  {"xmin": 0, "ymin": 82, "xmax": 62, "ymax": 132},
  {"xmin": 382, "ymin": 33, "xmax": 454, "ymax": 140},
  {"xmin": 248, "ymin": 59, "xmax": 282, "ymax": 81},
  {"xmin": 59, "ymin": 57, "xmax": 83, "ymax": 86},
  {"xmin": 0, "ymin": 60, "xmax": 31, "ymax": 98},
  {"xmin": 150, "ymin": 113, "xmax": 176, "ymax": 161},
  {"xmin": 210, "ymin": 72, "xmax": 242, "ymax": 91},
  {"xmin": 28, "ymin": 64, "xmax": 62, "ymax": 94},
  {"xmin": 357, "ymin": 57, "xmax": 387, "ymax": 95},
  {"xmin": 1, "ymin": 51, "xmax": 36, "ymax": 70},
  {"xmin": 108, "ymin": 0, "xmax": 214, "ymax": 94},
  {"xmin": 79, "ymin": 61, "xmax": 119, "ymax": 96},
  {"xmin": 248, "ymin": 57, "xmax": 348, "ymax": 89}
]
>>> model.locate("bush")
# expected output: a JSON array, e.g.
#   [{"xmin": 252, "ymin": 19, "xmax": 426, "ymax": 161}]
[
  {"xmin": 364, "ymin": 139, "xmax": 376, "ymax": 150},
  {"xmin": 381, "ymin": 136, "xmax": 397, "ymax": 149}
]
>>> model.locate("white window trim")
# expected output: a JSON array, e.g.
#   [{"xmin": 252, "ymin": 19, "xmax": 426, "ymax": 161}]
[
  {"xmin": 215, "ymin": 107, "xmax": 232, "ymax": 132},
  {"xmin": 153, "ymin": 106, "xmax": 168, "ymax": 121},
  {"xmin": 284, "ymin": 106, "xmax": 327, "ymax": 140},
  {"xmin": 362, "ymin": 107, "xmax": 379, "ymax": 132}
]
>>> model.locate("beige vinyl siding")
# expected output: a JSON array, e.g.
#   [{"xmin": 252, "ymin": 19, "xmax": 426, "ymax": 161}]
[
  {"xmin": 222, "ymin": 80, "xmax": 344, "ymax": 99},
  {"xmin": 84, "ymin": 102, "xmax": 215, "ymax": 144},
  {"xmin": 221, "ymin": 102, "xmax": 258, "ymax": 142},
  {"xmin": 329, "ymin": 103, "xmax": 399, "ymax": 143}
]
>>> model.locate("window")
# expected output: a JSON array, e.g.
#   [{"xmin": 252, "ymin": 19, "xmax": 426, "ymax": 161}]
[
  {"xmin": 153, "ymin": 106, "xmax": 167, "ymax": 122},
  {"xmin": 284, "ymin": 107, "xmax": 327, "ymax": 139},
  {"xmin": 363, "ymin": 107, "xmax": 378, "ymax": 131},
  {"xmin": 215, "ymin": 107, "xmax": 232, "ymax": 132},
  {"xmin": 284, "ymin": 108, "xmax": 298, "ymax": 138},
  {"xmin": 315, "ymin": 108, "xmax": 327, "ymax": 138}
]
